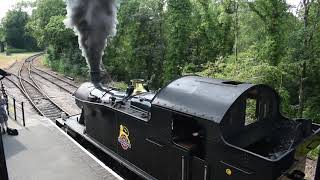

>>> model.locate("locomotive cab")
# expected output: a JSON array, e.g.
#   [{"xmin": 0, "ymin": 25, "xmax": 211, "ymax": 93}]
[
  {"xmin": 221, "ymin": 85, "xmax": 294, "ymax": 160},
  {"xmin": 150, "ymin": 76, "xmax": 320, "ymax": 180}
]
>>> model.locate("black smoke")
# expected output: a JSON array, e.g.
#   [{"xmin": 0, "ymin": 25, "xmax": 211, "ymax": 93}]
[{"xmin": 65, "ymin": 0, "xmax": 118, "ymax": 84}]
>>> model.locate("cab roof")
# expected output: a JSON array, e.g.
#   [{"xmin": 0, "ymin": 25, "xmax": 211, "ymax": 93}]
[{"xmin": 151, "ymin": 76, "xmax": 256, "ymax": 123}]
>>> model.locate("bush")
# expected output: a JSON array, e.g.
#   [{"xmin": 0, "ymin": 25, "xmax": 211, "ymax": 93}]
[
  {"xmin": 6, "ymin": 48, "xmax": 28, "ymax": 54},
  {"xmin": 308, "ymin": 145, "xmax": 320, "ymax": 160},
  {"xmin": 109, "ymin": 81, "xmax": 128, "ymax": 91}
]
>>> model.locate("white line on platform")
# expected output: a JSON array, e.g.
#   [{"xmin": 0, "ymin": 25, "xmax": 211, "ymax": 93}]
[{"xmin": 47, "ymin": 119, "xmax": 124, "ymax": 180}]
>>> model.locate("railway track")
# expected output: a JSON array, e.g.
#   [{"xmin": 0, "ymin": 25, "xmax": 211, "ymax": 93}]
[
  {"xmin": 4, "ymin": 75, "xmax": 24, "ymax": 94},
  {"xmin": 4, "ymin": 54, "xmax": 70, "ymax": 120},
  {"xmin": 29, "ymin": 61, "xmax": 78, "ymax": 94}
]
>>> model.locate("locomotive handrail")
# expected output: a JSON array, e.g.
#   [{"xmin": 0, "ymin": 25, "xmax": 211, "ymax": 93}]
[
  {"xmin": 74, "ymin": 96, "xmax": 149, "ymax": 122},
  {"xmin": 220, "ymin": 127, "xmax": 320, "ymax": 163}
]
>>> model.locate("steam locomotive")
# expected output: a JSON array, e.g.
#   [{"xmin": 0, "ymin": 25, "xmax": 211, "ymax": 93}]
[{"xmin": 62, "ymin": 76, "xmax": 320, "ymax": 180}]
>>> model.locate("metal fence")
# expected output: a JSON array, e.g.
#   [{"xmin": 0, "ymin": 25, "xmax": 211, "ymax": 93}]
[
  {"xmin": 6, "ymin": 95, "xmax": 26, "ymax": 127},
  {"xmin": 1, "ymin": 82, "xmax": 26, "ymax": 127}
]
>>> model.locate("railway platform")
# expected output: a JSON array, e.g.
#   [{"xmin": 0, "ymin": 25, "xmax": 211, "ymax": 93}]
[{"xmin": 2, "ymin": 116, "xmax": 123, "ymax": 180}]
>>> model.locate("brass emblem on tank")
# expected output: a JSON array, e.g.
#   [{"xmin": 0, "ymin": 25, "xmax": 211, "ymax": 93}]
[
  {"xmin": 226, "ymin": 168, "xmax": 232, "ymax": 176},
  {"xmin": 118, "ymin": 125, "xmax": 131, "ymax": 150}
]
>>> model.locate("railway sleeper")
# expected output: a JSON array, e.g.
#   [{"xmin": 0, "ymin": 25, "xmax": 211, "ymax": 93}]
[
  {"xmin": 43, "ymin": 114, "xmax": 62, "ymax": 119},
  {"xmin": 42, "ymin": 109, "xmax": 62, "ymax": 115},
  {"xmin": 38, "ymin": 103, "xmax": 56, "ymax": 107}
]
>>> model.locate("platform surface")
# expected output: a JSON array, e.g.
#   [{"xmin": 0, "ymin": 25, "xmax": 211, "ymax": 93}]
[{"xmin": 2, "ymin": 116, "xmax": 122, "ymax": 180}]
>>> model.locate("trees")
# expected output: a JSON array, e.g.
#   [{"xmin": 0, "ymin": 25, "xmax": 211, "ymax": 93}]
[
  {"xmin": 195, "ymin": 0, "xmax": 320, "ymax": 122},
  {"xmin": 247, "ymin": 0, "xmax": 289, "ymax": 66},
  {"xmin": 27, "ymin": 0, "xmax": 66, "ymax": 48},
  {"xmin": 297, "ymin": 0, "xmax": 320, "ymax": 119},
  {"xmin": 0, "ymin": 26, "xmax": 4, "ymax": 52},
  {"xmin": 19, "ymin": 0, "xmax": 320, "ymax": 122},
  {"xmin": 1, "ymin": 8, "xmax": 37, "ymax": 50},
  {"xmin": 104, "ymin": 0, "xmax": 166, "ymax": 87},
  {"xmin": 43, "ymin": 15, "xmax": 74, "ymax": 49},
  {"xmin": 164, "ymin": 0, "xmax": 193, "ymax": 83},
  {"xmin": 26, "ymin": 0, "xmax": 86, "ymax": 76},
  {"xmin": 188, "ymin": 0, "xmax": 238, "ymax": 62}
]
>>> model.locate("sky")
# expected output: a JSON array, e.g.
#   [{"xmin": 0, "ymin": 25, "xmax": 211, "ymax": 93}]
[
  {"xmin": 0, "ymin": 0, "xmax": 302, "ymax": 21},
  {"xmin": 0, "ymin": 0, "xmax": 34, "ymax": 21}
]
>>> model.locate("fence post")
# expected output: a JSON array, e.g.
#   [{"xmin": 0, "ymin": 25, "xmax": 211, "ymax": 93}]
[
  {"xmin": 22, "ymin": 102, "xmax": 25, "ymax": 127},
  {"xmin": 13, "ymin": 98, "xmax": 16, "ymax": 121},
  {"xmin": 6, "ymin": 98, "xmax": 9, "ymax": 117},
  {"xmin": 6, "ymin": 102, "xmax": 9, "ymax": 116}
]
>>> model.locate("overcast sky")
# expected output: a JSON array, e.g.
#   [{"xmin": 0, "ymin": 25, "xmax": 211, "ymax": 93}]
[
  {"xmin": 0, "ymin": 0, "xmax": 34, "ymax": 21},
  {"xmin": 0, "ymin": 0, "xmax": 302, "ymax": 21}
]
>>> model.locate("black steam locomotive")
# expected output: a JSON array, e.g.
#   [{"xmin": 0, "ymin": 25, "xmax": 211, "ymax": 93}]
[{"xmin": 63, "ymin": 76, "xmax": 320, "ymax": 180}]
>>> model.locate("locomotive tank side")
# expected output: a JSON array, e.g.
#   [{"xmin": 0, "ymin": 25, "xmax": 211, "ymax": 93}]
[{"xmin": 73, "ymin": 76, "xmax": 320, "ymax": 180}]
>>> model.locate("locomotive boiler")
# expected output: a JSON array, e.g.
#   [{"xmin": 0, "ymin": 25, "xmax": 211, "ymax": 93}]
[{"xmin": 67, "ymin": 76, "xmax": 320, "ymax": 180}]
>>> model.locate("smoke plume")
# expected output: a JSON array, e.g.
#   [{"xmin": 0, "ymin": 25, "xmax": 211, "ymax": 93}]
[{"xmin": 64, "ymin": 0, "xmax": 118, "ymax": 84}]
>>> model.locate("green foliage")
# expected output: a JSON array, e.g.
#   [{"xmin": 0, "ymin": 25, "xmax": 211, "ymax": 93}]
[
  {"xmin": 43, "ymin": 15, "xmax": 74, "ymax": 48},
  {"xmin": 163, "ymin": 0, "xmax": 193, "ymax": 83},
  {"xmin": 6, "ymin": 48, "xmax": 28, "ymax": 54},
  {"xmin": 308, "ymin": 146, "xmax": 320, "ymax": 160},
  {"xmin": 245, "ymin": 98, "xmax": 258, "ymax": 125},
  {"xmin": 0, "ymin": 25, "xmax": 4, "ymax": 42},
  {"xmin": 1, "ymin": 8, "xmax": 38, "ymax": 50},
  {"xmin": 247, "ymin": 0, "xmax": 289, "ymax": 65},
  {"xmin": 105, "ymin": 0, "xmax": 166, "ymax": 87},
  {"xmin": 27, "ymin": 0, "xmax": 66, "ymax": 47},
  {"xmin": 26, "ymin": 0, "xmax": 87, "ymax": 79},
  {"xmin": 15, "ymin": 0, "xmax": 320, "ymax": 125},
  {"xmin": 198, "ymin": 53, "xmax": 296, "ymax": 117},
  {"xmin": 46, "ymin": 43, "xmax": 87, "ymax": 78},
  {"xmin": 0, "ymin": 26, "xmax": 4, "ymax": 52},
  {"xmin": 109, "ymin": 81, "xmax": 128, "ymax": 91}
]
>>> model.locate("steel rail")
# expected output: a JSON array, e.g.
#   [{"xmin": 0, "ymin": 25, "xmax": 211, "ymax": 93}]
[
  {"xmin": 4, "ymin": 71, "xmax": 44, "ymax": 116},
  {"xmin": 30, "ymin": 68, "xmax": 76, "ymax": 94},
  {"xmin": 31, "ymin": 63, "xmax": 77, "ymax": 88},
  {"xmin": 17, "ymin": 54, "xmax": 69, "ymax": 120},
  {"xmin": 26, "ymin": 61, "xmax": 70, "ymax": 114},
  {"xmin": 28, "ymin": 57, "xmax": 77, "ymax": 94}
]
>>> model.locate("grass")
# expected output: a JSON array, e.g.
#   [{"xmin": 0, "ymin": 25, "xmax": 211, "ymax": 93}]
[
  {"xmin": 308, "ymin": 145, "xmax": 320, "ymax": 160},
  {"xmin": 109, "ymin": 81, "xmax": 128, "ymax": 90},
  {"xmin": 0, "ymin": 52, "xmax": 38, "ymax": 69}
]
